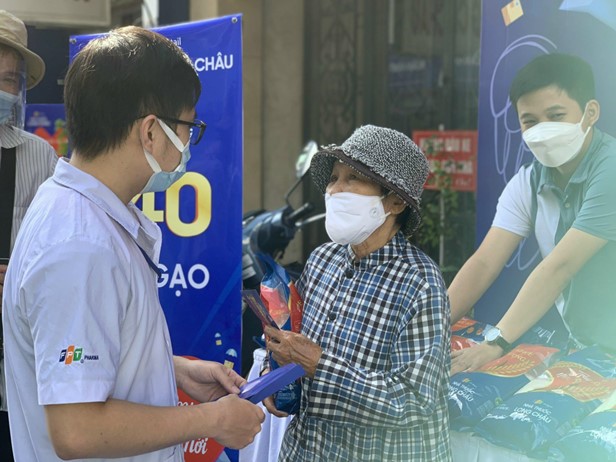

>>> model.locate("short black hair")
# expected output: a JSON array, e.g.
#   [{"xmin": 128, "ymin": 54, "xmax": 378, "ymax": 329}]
[
  {"xmin": 64, "ymin": 26, "xmax": 201, "ymax": 159},
  {"xmin": 509, "ymin": 53, "xmax": 595, "ymax": 111}
]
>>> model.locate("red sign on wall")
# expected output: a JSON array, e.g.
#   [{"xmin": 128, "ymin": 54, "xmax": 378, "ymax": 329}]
[{"xmin": 413, "ymin": 130, "xmax": 478, "ymax": 192}]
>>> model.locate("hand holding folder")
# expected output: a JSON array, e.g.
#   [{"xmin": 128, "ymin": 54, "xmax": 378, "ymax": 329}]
[{"xmin": 239, "ymin": 363, "xmax": 305, "ymax": 404}]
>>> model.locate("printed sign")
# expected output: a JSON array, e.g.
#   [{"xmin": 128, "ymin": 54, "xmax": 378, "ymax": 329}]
[
  {"xmin": 24, "ymin": 104, "xmax": 69, "ymax": 157},
  {"xmin": 413, "ymin": 130, "xmax": 477, "ymax": 192}
]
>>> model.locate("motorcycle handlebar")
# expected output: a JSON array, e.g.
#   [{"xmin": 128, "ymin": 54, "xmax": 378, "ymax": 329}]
[{"xmin": 284, "ymin": 203, "xmax": 314, "ymax": 226}]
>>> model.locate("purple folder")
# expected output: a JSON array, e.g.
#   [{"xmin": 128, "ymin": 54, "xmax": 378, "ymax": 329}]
[{"xmin": 239, "ymin": 363, "xmax": 306, "ymax": 404}]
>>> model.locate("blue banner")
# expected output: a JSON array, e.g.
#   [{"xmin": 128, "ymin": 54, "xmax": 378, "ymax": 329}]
[
  {"xmin": 71, "ymin": 16, "xmax": 243, "ymax": 462},
  {"xmin": 476, "ymin": 0, "xmax": 616, "ymax": 324}
]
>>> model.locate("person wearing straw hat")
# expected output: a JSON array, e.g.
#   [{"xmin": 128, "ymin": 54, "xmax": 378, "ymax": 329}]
[
  {"xmin": 264, "ymin": 125, "xmax": 452, "ymax": 461},
  {"xmin": 0, "ymin": 10, "xmax": 57, "ymax": 462}
]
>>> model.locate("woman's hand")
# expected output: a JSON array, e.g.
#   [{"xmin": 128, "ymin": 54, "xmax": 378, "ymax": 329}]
[{"xmin": 264, "ymin": 326, "xmax": 322, "ymax": 378}]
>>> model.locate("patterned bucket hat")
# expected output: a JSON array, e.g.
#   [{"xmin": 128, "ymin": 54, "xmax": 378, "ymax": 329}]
[{"xmin": 310, "ymin": 124, "xmax": 429, "ymax": 238}]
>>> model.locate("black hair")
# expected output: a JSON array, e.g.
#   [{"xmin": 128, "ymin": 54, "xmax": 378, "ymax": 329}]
[
  {"xmin": 64, "ymin": 26, "xmax": 201, "ymax": 159},
  {"xmin": 509, "ymin": 53, "xmax": 595, "ymax": 111}
]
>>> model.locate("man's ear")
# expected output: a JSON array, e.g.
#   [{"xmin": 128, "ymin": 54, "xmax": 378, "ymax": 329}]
[
  {"xmin": 586, "ymin": 99, "xmax": 600, "ymax": 128},
  {"xmin": 138, "ymin": 115, "xmax": 158, "ymax": 153}
]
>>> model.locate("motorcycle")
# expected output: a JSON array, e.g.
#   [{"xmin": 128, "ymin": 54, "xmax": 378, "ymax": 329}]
[{"xmin": 240, "ymin": 141, "xmax": 322, "ymax": 376}]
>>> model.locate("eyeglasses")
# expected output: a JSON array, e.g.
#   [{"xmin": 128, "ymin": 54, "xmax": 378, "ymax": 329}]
[{"xmin": 158, "ymin": 116, "xmax": 207, "ymax": 146}]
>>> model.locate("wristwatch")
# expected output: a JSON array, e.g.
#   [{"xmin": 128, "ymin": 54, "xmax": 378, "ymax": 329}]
[{"xmin": 484, "ymin": 327, "xmax": 513, "ymax": 353}]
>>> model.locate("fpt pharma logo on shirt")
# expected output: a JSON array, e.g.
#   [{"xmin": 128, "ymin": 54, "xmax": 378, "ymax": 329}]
[{"xmin": 59, "ymin": 345, "xmax": 99, "ymax": 365}]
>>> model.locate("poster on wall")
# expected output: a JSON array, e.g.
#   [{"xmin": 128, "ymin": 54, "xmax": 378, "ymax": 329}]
[
  {"xmin": 24, "ymin": 104, "xmax": 69, "ymax": 158},
  {"xmin": 70, "ymin": 15, "xmax": 243, "ymax": 462},
  {"xmin": 475, "ymin": 0, "xmax": 616, "ymax": 325},
  {"xmin": 413, "ymin": 130, "xmax": 477, "ymax": 192}
]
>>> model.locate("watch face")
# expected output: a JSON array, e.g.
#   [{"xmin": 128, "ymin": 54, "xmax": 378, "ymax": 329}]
[{"xmin": 484, "ymin": 327, "xmax": 501, "ymax": 342}]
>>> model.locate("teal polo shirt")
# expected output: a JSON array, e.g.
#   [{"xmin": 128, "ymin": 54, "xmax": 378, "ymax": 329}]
[{"xmin": 532, "ymin": 128, "xmax": 616, "ymax": 352}]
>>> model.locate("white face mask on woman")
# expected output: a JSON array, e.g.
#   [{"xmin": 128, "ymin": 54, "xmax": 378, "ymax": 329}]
[
  {"xmin": 522, "ymin": 107, "xmax": 591, "ymax": 168},
  {"xmin": 325, "ymin": 192, "xmax": 390, "ymax": 245}
]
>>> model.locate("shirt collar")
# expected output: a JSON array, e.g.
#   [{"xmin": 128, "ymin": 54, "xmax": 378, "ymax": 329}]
[
  {"xmin": 537, "ymin": 128, "xmax": 605, "ymax": 192},
  {"xmin": 0, "ymin": 124, "xmax": 27, "ymax": 149},
  {"xmin": 346, "ymin": 230, "xmax": 406, "ymax": 271},
  {"xmin": 52, "ymin": 158, "xmax": 160, "ymax": 253}
]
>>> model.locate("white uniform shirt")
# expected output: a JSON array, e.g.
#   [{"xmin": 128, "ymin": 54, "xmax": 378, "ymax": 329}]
[
  {"xmin": 0, "ymin": 124, "xmax": 57, "ymax": 411},
  {"xmin": 2, "ymin": 159, "xmax": 183, "ymax": 462},
  {"xmin": 492, "ymin": 164, "xmax": 566, "ymax": 315}
]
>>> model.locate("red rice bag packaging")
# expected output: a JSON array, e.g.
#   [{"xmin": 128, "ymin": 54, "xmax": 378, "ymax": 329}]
[
  {"xmin": 473, "ymin": 346, "xmax": 616, "ymax": 458},
  {"xmin": 451, "ymin": 317, "xmax": 493, "ymax": 351},
  {"xmin": 449, "ymin": 344, "xmax": 560, "ymax": 430},
  {"xmin": 548, "ymin": 389, "xmax": 616, "ymax": 461}
]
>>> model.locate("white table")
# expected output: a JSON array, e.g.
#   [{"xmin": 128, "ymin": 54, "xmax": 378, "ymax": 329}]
[{"xmin": 451, "ymin": 431, "xmax": 543, "ymax": 462}]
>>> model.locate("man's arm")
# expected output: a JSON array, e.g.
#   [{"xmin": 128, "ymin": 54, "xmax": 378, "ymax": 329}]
[
  {"xmin": 497, "ymin": 227, "xmax": 606, "ymax": 342},
  {"xmin": 448, "ymin": 227, "xmax": 523, "ymax": 324},
  {"xmin": 45, "ymin": 395, "xmax": 264, "ymax": 459},
  {"xmin": 451, "ymin": 227, "xmax": 606, "ymax": 374}
]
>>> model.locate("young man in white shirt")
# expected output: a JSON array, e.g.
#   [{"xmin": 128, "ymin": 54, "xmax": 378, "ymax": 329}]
[
  {"xmin": 449, "ymin": 53, "xmax": 616, "ymax": 374},
  {"xmin": 2, "ymin": 26, "xmax": 264, "ymax": 461}
]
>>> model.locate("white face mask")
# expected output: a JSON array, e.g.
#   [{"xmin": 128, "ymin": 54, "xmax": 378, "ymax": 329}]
[
  {"xmin": 141, "ymin": 118, "xmax": 191, "ymax": 194},
  {"xmin": 325, "ymin": 192, "xmax": 390, "ymax": 245},
  {"xmin": 522, "ymin": 109, "xmax": 591, "ymax": 168}
]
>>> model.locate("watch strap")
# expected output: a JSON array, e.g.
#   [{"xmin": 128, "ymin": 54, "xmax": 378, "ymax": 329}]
[{"xmin": 488, "ymin": 335, "xmax": 512, "ymax": 353}]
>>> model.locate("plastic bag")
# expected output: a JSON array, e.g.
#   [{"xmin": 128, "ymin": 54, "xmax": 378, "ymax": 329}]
[{"xmin": 259, "ymin": 254, "xmax": 304, "ymax": 414}]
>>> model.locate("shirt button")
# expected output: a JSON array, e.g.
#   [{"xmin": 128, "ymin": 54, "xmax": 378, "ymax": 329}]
[
  {"xmin": 564, "ymin": 202, "xmax": 571, "ymax": 209},
  {"xmin": 328, "ymin": 312, "xmax": 337, "ymax": 321}
]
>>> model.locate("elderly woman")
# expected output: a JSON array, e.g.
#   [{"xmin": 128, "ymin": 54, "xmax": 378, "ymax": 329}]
[{"xmin": 264, "ymin": 125, "xmax": 452, "ymax": 461}]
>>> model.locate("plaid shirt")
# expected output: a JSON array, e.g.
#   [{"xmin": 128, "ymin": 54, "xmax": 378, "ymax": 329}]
[{"xmin": 279, "ymin": 232, "xmax": 452, "ymax": 461}]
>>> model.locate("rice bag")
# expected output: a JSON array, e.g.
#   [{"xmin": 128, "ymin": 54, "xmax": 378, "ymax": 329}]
[
  {"xmin": 548, "ymin": 390, "xmax": 616, "ymax": 462},
  {"xmin": 473, "ymin": 346, "xmax": 616, "ymax": 458},
  {"xmin": 451, "ymin": 317, "xmax": 492, "ymax": 351},
  {"xmin": 259, "ymin": 254, "xmax": 304, "ymax": 414},
  {"xmin": 449, "ymin": 344, "xmax": 560, "ymax": 430}
]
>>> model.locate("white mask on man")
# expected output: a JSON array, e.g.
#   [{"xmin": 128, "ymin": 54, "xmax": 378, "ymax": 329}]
[
  {"xmin": 141, "ymin": 118, "xmax": 191, "ymax": 194},
  {"xmin": 522, "ymin": 107, "xmax": 591, "ymax": 167},
  {"xmin": 325, "ymin": 192, "xmax": 390, "ymax": 245}
]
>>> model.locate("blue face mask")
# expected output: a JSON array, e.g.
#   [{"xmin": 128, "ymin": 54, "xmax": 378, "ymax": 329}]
[
  {"xmin": 141, "ymin": 118, "xmax": 191, "ymax": 193},
  {"xmin": 0, "ymin": 89, "xmax": 19, "ymax": 125}
]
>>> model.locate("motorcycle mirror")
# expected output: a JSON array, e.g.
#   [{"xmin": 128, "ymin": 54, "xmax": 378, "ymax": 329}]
[{"xmin": 295, "ymin": 140, "xmax": 318, "ymax": 179}]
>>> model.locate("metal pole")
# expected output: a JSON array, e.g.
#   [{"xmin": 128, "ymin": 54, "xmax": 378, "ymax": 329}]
[{"xmin": 439, "ymin": 192, "xmax": 445, "ymax": 268}]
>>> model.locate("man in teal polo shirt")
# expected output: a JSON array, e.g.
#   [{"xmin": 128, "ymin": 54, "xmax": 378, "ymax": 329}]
[{"xmin": 448, "ymin": 53, "xmax": 616, "ymax": 373}]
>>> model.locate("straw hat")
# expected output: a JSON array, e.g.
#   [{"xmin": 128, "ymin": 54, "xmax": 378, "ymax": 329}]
[
  {"xmin": 310, "ymin": 125, "xmax": 429, "ymax": 238},
  {"xmin": 0, "ymin": 10, "xmax": 45, "ymax": 89}
]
